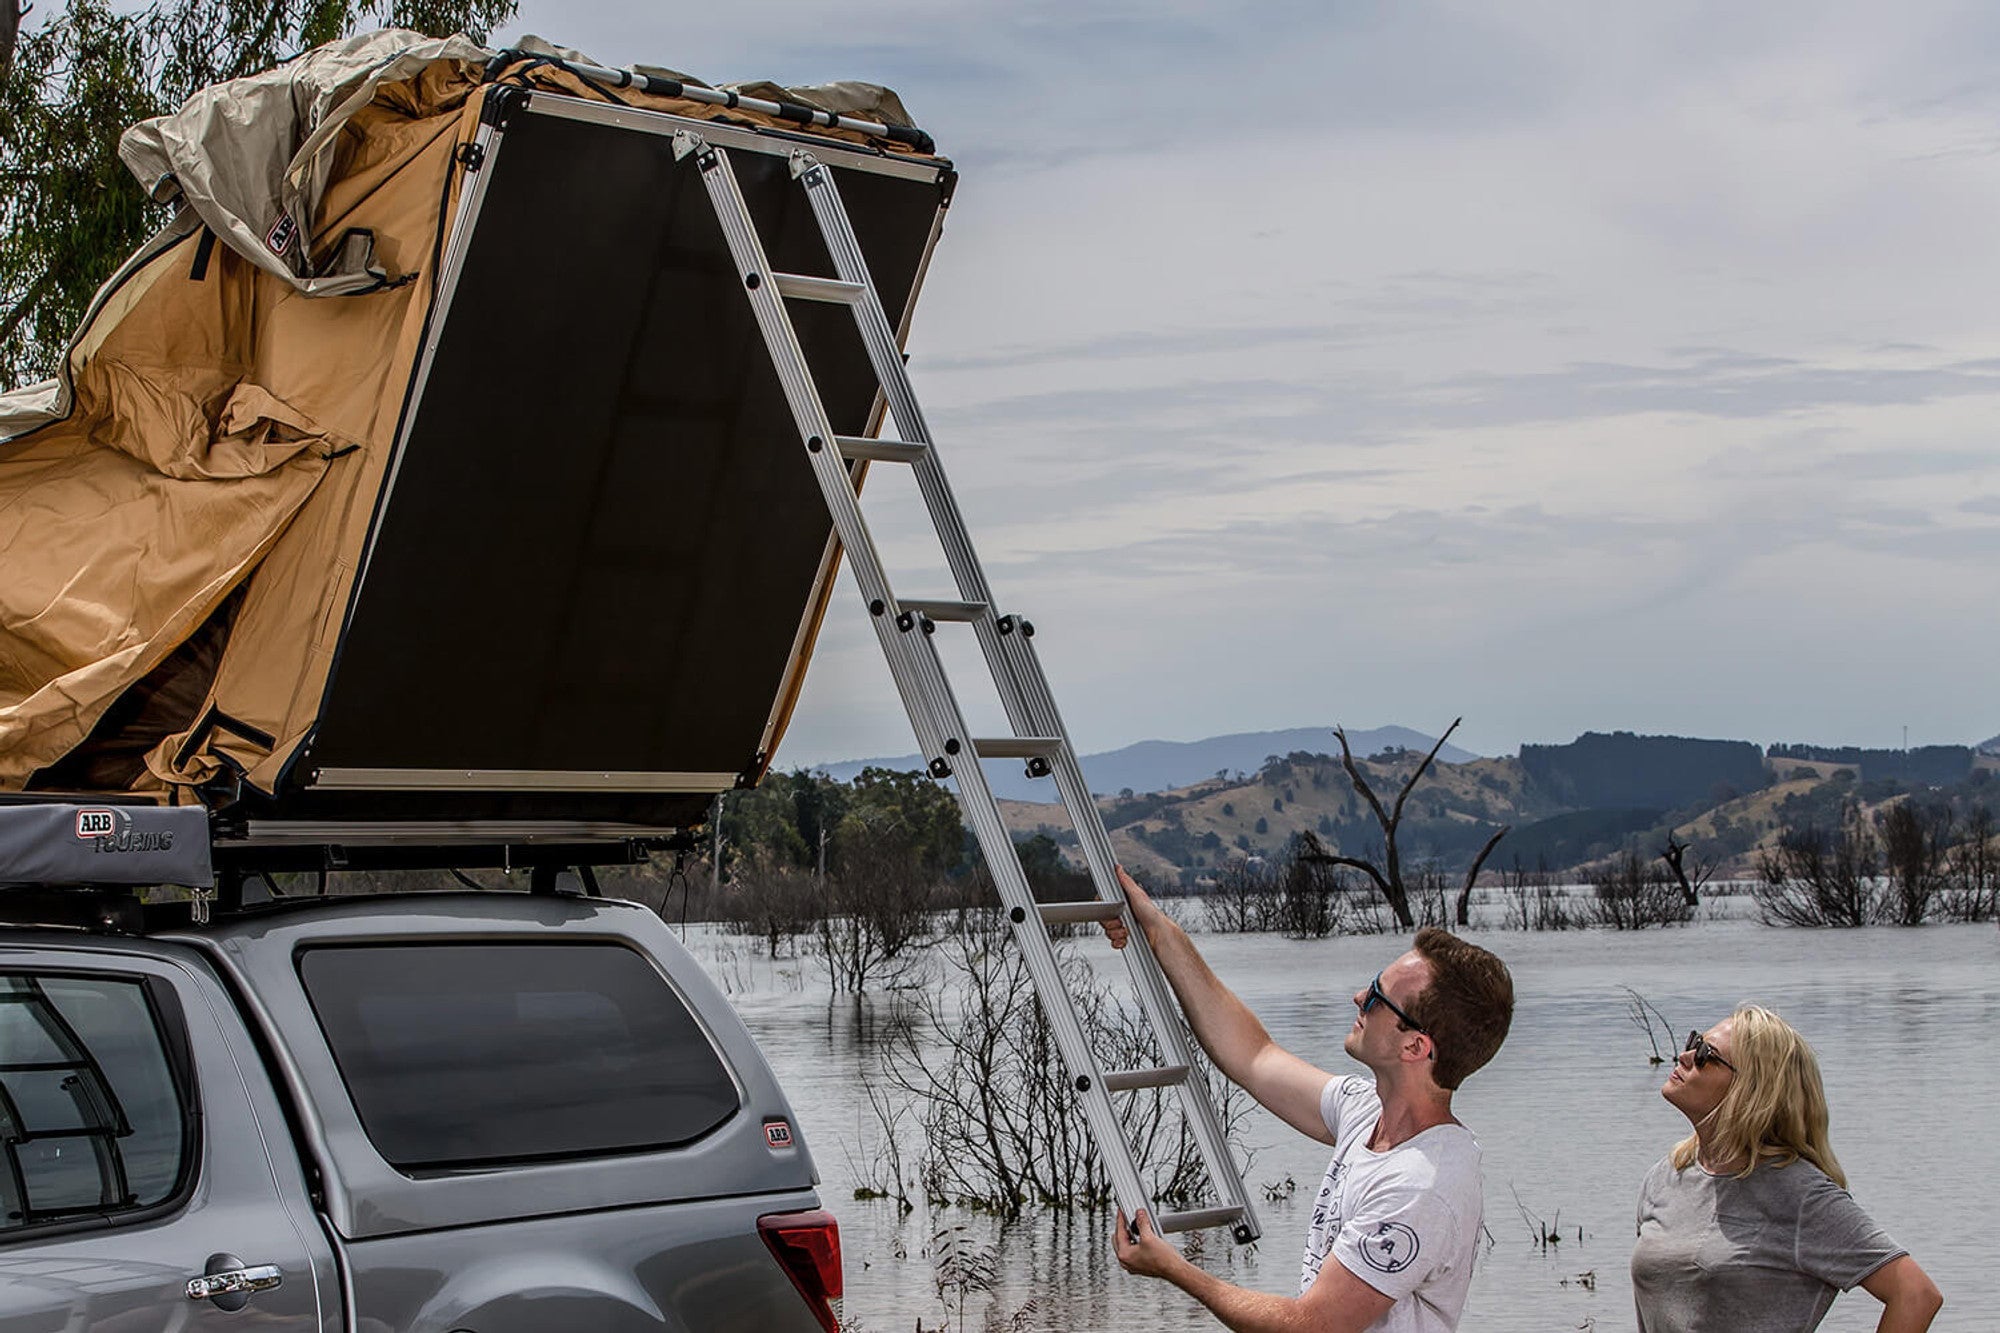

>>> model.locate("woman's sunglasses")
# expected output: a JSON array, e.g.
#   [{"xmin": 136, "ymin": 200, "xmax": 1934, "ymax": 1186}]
[{"xmin": 1684, "ymin": 1030, "xmax": 1736, "ymax": 1072}]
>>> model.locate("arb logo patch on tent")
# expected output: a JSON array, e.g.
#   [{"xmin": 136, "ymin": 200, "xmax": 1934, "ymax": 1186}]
[
  {"xmin": 764, "ymin": 1119, "xmax": 794, "ymax": 1150},
  {"xmin": 266, "ymin": 213, "xmax": 298, "ymax": 257},
  {"xmin": 75, "ymin": 808, "xmax": 117, "ymax": 839}
]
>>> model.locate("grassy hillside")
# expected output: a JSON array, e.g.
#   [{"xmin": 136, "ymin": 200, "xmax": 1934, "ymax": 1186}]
[
  {"xmin": 997, "ymin": 749, "xmax": 2000, "ymax": 885},
  {"xmin": 1001, "ymin": 748, "xmax": 1564, "ymax": 886}
]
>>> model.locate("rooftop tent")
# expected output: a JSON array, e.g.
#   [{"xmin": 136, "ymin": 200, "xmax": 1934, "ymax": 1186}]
[{"xmin": 0, "ymin": 30, "xmax": 952, "ymax": 853}]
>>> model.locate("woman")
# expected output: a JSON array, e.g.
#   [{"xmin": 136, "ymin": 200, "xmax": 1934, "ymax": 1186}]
[{"xmin": 1631, "ymin": 1005, "xmax": 1942, "ymax": 1333}]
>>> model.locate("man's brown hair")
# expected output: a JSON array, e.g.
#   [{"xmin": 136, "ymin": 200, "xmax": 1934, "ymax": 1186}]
[{"xmin": 1406, "ymin": 927, "xmax": 1514, "ymax": 1090}]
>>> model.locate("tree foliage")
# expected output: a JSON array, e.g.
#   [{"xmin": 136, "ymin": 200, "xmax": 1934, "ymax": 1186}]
[{"xmin": 0, "ymin": 0, "xmax": 515, "ymax": 388}]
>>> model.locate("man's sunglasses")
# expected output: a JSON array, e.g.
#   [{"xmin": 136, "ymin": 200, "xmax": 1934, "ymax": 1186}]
[
  {"xmin": 1684, "ymin": 1030, "xmax": 1736, "ymax": 1072},
  {"xmin": 1362, "ymin": 974, "xmax": 1428, "ymax": 1034}
]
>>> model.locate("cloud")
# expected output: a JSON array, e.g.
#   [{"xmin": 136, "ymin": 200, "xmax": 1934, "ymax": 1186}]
[{"xmin": 507, "ymin": 0, "xmax": 2000, "ymax": 762}]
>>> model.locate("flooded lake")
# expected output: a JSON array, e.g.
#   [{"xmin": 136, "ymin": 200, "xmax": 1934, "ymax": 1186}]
[{"xmin": 690, "ymin": 909, "xmax": 1996, "ymax": 1331}]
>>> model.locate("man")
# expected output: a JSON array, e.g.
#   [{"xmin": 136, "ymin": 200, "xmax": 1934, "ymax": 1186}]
[{"xmin": 1105, "ymin": 866, "xmax": 1513, "ymax": 1333}]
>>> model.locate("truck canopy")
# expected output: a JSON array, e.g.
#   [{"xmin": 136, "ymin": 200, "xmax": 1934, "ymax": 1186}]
[{"xmin": 0, "ymin": 30, "xmax": 950, "ymax": 855}]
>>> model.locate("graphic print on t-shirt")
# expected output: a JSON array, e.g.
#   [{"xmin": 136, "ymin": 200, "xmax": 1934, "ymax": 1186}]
[
  {"xmin": 1301, "ymin": 1154, "xmax": 1351, "ymax": 1289},
  {"xmin": 1359, "ymin": 1220, "xmax": 1422, "ymax": 1273}
]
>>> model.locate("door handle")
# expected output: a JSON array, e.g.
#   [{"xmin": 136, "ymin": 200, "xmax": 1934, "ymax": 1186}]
[{"xmin": 186, "ymin": 1263, "xmax": 284, "ymax": 1302}]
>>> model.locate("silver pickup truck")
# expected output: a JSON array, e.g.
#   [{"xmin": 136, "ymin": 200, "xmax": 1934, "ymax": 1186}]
[
  {"xmin": 0, "ymin": 889, "xmax": 839, "ymax": 1332},
  {"xmin": 0, "ymin": 35, "xmax": 955, "ymax": 1331}
]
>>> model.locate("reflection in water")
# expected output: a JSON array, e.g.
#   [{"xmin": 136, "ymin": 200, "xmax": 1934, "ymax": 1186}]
[{"xmin": 695, "ymin": 913, "xmax": 1996, "ymax": 1332}]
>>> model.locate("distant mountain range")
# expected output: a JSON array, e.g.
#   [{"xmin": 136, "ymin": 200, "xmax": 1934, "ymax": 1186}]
[{"xmin": 809, "ymin": 725, "xmax": 1479, "ymax": 801}]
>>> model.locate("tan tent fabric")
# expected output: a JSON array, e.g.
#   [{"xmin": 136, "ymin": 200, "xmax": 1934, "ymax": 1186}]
[
  {"xmin": 2, "ymin": 67, "xmax": 483, "ymax": 793},
  {"xmin": 0, "ymin": 30, "xmax": 932, "ymax": 800}
]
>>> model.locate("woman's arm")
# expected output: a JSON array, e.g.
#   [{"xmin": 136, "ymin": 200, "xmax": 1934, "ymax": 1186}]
[{"xmin": 1859, "ymin": 1255, "xmax": 1942, "ymax": 1333}]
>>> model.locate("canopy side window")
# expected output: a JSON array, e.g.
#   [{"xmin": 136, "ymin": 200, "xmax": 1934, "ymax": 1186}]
[
  {"xmin": 0, "ymin": 971, "xmax": 197, "ymax": 1236},
  {"xmin": 297, "ymin": 941, "xmax": 741, "ymax": 1171}
]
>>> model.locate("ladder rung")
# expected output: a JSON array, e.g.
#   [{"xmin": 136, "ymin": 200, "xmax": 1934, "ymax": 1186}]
[
  {"xmin": 834, "ymin": 435, "xmax": 928, "ymax": 463},
  {"xmin": 1102, "ymin": 1065, "xmax": 1190, "ymax": 1092},
  {"xmin": 1156, "ymin": 1205, "xmax": 1247, "ymax": 1235},
  {"xmin": 1036, "ymin": 900, "xmax": 1122, "ymax": 925},
  {"xmin": 773, "ymin": 272, "xmax": 866, "ymax": 304},
  {"xmin": 973, "ymin": 736, "xmax": 1062, "ymax": 759},
  {"xmin": 903, "ymin": 599, "xmax": 988, "ymax": 623}
]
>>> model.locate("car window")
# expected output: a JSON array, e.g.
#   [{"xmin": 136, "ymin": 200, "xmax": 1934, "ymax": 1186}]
[
  {"xmin": 0, "ymin": 972, "xmax": 191, "ymax": 1234},
  {"xmin": 298, "ymin": 942, "xmax": 740, "ymax": 1170}
]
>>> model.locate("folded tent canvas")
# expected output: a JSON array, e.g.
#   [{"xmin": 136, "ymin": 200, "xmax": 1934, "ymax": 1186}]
[{"xmin": 0, "ymin": 30, "xmax": 953, "ymax": 852}]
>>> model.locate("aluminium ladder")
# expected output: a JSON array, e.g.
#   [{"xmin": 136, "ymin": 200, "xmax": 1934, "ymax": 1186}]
[{"xmin": 673, "ymin": 129, "xmax": 1260, "ymax": 1244}]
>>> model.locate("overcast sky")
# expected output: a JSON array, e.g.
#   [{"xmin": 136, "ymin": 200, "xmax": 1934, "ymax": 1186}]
[{"xmin": 503, "ymin": 2, "xmax": 2000, "ymax": 763}]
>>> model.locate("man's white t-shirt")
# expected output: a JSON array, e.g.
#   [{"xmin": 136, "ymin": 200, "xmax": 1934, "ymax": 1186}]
[{"xmin": 1299, "ymin": 1076, "xmax": 1483, "ymax": 1332}]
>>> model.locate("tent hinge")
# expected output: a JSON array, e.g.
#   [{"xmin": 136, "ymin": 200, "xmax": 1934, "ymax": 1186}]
[{"xmin": 481, "ymin": 84, "xmax": 529, "ymax": 129}]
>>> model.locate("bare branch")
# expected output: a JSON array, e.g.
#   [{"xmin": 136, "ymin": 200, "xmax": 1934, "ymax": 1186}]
[
  {"xmin": 1332, "ymin": 725, "xmax": 1392, "ymax": 831},
  {"xmin": 1464, "ymin": 825, "xmax": 1510, "ymax": 891},
  {"xmin": 1387, "ymin": 717, "xmax": 1462, "ymax": 828},
  {"xmin": 1301, "ymin": 851, "xmax": 1392, "ymax": 900},
  {"xmin": 1454, "ymin": 824, "xmax": 1509, "ymax": 926}
]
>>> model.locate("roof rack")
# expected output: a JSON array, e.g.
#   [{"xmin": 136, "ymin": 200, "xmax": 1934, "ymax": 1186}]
[{"xmin": 1, "ymin": 794, "xmax": 691, "ymax": 931}]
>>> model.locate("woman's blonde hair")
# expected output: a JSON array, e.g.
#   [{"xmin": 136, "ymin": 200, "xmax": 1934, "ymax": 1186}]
[{"xmin": 1670, "ymin": 1004, "xmax": 1846, "ymax": 1188}]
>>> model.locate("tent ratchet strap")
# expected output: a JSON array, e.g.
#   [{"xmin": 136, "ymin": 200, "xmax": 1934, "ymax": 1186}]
[
  {"xmin": 488, "ymin": 51, "xmax": 936, "ymax": 155},
  {"xmin": 674, "ymin": 128, "xmax": 1260, "ymax": 1245}
]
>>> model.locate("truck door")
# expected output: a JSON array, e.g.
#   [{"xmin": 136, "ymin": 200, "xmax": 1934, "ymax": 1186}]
[{"xmin": 0, "ymin": 945, "xmax": 336, "ymax": 1332}]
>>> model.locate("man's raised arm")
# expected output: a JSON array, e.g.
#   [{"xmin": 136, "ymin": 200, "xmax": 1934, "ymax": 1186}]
[{"xmin": 1108, "ymin": 866, "xmax": 1336, "ymax": 1143}]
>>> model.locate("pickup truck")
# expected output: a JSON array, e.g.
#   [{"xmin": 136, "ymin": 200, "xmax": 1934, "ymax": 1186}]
[{"xmin": 0, "ymin": 887, "xmax": 841, "ymax": 1332}]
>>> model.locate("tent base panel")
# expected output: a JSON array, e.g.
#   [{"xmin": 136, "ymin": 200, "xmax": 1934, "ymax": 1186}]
[
  {"xmin": 212, "ymin": 832, "xmax": 676, "ymax": 879},
  {"xmin": 223, "ymin": 784, "xmax": 716, "ymax": 829}
]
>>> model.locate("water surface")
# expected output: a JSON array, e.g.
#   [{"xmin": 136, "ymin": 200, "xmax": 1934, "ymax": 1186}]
[{"xmin": 703, "ymin": 915, "xmax": 1995, "ymax": 1331}]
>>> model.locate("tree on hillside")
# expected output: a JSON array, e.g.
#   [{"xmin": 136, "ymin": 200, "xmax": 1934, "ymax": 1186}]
[
  {"xmin": 1303, "ymin": 718, "xmax": 1507, "ymax": 929},
  {"xmin": 810, "ymin": 767, "xmax": 970, "ymax": 992},
  {"xmin": 840, "ymin": 766, "xmax": 967, "ymax": 878},
  {"xmin": 0, "ymin": 0, "xmax": 516, "ymax": 388}
]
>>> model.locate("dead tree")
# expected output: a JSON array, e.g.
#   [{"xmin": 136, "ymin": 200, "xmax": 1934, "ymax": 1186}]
[
  {"xmin": 1305, "ymin": 718, "xmax": 1490, "ymax": 930},
  {"xmin": 1452, "ymin": 824, "xmax": 1511, "ymax": 927},
  {"xmin": 1658, "ymin": 834, "xmax": 1713, "ymax": 909}
]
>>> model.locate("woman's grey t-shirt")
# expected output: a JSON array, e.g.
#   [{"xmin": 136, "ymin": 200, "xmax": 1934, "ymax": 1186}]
[{"xmin": 1631, "ymin": 1154, "xmax": 1905, "ymax": 1332}]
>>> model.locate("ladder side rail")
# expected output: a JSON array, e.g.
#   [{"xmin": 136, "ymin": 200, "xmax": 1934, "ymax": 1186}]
[
  {"xmin": 793, "ymin": 159, "xmax": 1002, "ymax": 608},
  {"xmin": 993, "ymin": 634, "xmax": 1263, "ymax": 1236},
  {"xmin": 786, "ymin": 154, "xmax": 1182, "ymax": 1226},
  {"xmin": 680, "ymin": 136, "xmax": 961, "ymax": 765},
  {"xmin": 921, "ymin": 687, "xmax": 1159, "ymax": 1228},
  {"xmin": 1039, "ymin": 741, "xmax": 1263, "ymax": 1241},
  {"xmin": 795, "ymin": 148, "xmax": 1260, "ymax": 1238},
  {"xmin": 793, "ymin": 156, "xmax": 1064, "ymax": 747}
]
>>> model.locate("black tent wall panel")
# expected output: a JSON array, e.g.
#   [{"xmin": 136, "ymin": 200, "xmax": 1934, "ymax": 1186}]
[{"xmin": 299, "ymin": 99, "xmax": 949, "ymax": 813}]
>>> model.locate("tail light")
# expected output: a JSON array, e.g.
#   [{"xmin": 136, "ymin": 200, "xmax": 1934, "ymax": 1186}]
[{"xmin": 759, "ymin": 1208, "xmax": 842, "ymax": 1331}]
